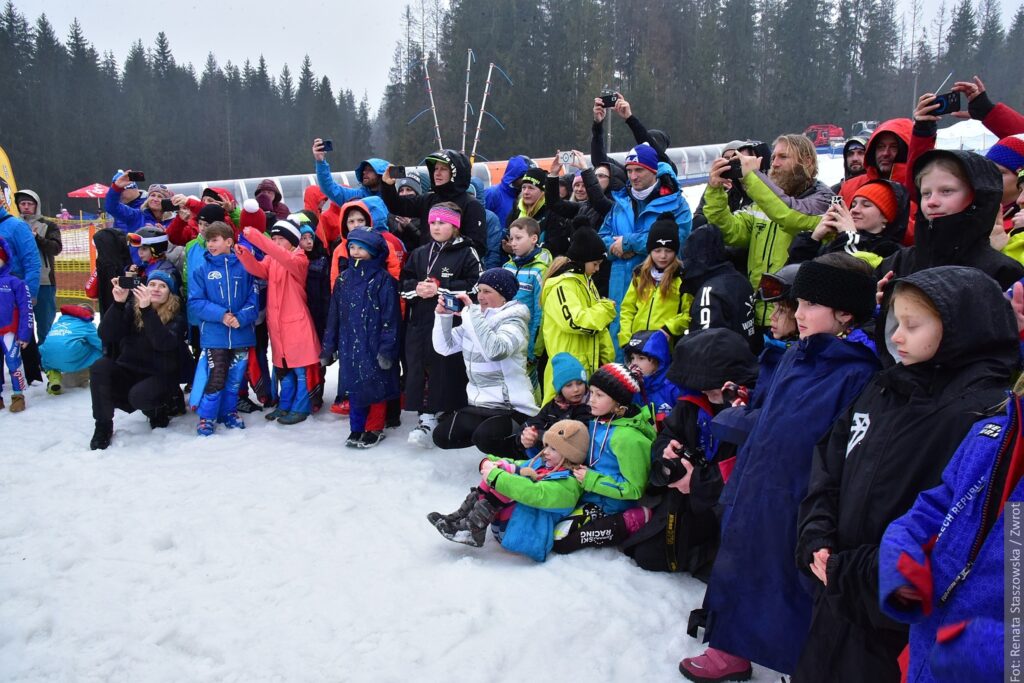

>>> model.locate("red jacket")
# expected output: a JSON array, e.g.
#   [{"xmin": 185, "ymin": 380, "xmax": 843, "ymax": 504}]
[
  {"xmin": 166, "ymin": 187, "xmax": 238, "ymax": 245},
  {"xmin": 236, "ymin": 227, "xmax": 320, "ymax": 368},
  {"xmin": 304, "ymin": 186, "xmax": 343, "ymax": 248}
]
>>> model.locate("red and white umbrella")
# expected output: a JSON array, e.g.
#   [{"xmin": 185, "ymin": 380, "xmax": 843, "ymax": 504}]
[{"xmin": 67, "ymin": 183, "xmax": 109, "ymax": 198}]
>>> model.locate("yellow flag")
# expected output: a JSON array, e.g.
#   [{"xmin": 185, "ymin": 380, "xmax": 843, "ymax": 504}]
[{"xmin": 0, "ymin": 143, "xmax": 18, "ymax": 216}]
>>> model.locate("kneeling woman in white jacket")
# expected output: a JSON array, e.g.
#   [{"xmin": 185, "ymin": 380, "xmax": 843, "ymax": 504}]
[{"xmin": 432, "ymin": 268, "xmax": 539, "ymax": 455}]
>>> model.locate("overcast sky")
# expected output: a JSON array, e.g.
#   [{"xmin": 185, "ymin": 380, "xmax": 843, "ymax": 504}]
[{"xmin": 29, "ymin": 0, "xmax": 1021, "ymax": 116}]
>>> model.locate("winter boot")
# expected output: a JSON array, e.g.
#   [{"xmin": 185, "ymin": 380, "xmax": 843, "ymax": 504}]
[
  {"xmin": 407, "ymin": 413, "xmax": 437, "ymax": 448},
  {"xmin": 330, "ymin": 399, "xmax": 351, "ymax": 416},
  {"xmin": 146, "ymin": 407, "xmax": 170, "ymax": 429},
  {"xmin": 357, "ymin": 431, "xmax": 386, "ymax": 448},
  {"xmin": 46, "ymin": 369, "xmax": 63, "ymax": 395},
  {"xmin": 90, "ymin": 421, "xmax": 113, "ymax": 450},
  {"xmin": 220, "ymin": 412, "xmax": 245, "ymax": 429},
  {"xmin": 427, "ymin": 489, "xmax": 481, "ymax": 527},
  {"xmin": 436, "ymin": 497, "xmax": 499, "ymax": 547},
  {"xmin": 678, "ymin": 647, "xmax": 752, "ymax": 682},
  {"xmin": 9, "ymin": 394, "xmax": 25, "ymax": 412},
  {"xmin": 277, "ymin": 411, "xmax": 308, "ymax": 425},
  {"xmin": 346, "ymin": 432, "xmax": 364, "ymax": 448},
  {"xmin": 169, "ymin": 387, "xmax": 187, "ymax": 416},
  {"xmin": 265, "ymin": 407, "xmax": 288, "ymax": 421},
  {"xmin": 196, "ymin": 418, "xmax": 216, "ymax": 436},
  {"xmin": 236, "ymin": 395, "xmax": 262, "ymax": 413}
]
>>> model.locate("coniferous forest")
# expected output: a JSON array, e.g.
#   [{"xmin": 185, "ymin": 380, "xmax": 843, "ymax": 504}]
[{"xmin": 1, "ymin": 0, "xmax": 1022, "ymax": 213}]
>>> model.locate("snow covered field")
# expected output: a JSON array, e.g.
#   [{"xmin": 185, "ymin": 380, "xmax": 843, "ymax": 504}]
[{"xmin": 2, "ymin": 155, "xmax": 848, "ymax": 682}]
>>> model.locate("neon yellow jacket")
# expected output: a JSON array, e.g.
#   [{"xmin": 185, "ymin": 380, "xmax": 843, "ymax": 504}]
[
  {"xmin": 617, "ymin": 268, "xmax": 692, "ymax": 348},
  {"xmin": 537, "ymin": 269, "xmax": 615, "ymax": 403}
]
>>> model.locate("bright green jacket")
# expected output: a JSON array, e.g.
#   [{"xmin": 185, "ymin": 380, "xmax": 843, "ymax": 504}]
[
  {"xmin": 618, "ymin": 268, "xmax": 692, "ymax": 348},
  {"xmin": 580, "ymin": 405, "xmax": 656, "ymax": 514},
  {"xmin": 484, "ymin": 457, "xmax": 583, "ymax": 510},
  {"xmin": 537, "ymin": 269, "xmax": 616, "ymax": 403}
]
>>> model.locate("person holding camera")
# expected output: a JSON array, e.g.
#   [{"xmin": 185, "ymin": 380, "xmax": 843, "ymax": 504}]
[
  {"xmin": 88, "ymin": 271, "xmax": 189, "ymax": 450},
  {"xmin": 702, "ymin": 134, "xmax": 831, "ymax": 336},
  {"xmin": 105, "ymin": 173, "xmax": 176, "ymax": 232},
  {"xmin": 312, "ymin": 137, "xmax": 391, "ymax": 206},
  {"xmin": 430, "ymin": 267, "xmax": 538, "ymax": 454},
  {"xmin": 622, "ymin": 328, "xmax": 759, "ymax": 578},
  {"xmin": 502, "ymin": 167, "xmax": 571, "ymax": 258},
  {"xmin": 594, "ymin": 91, "xmax": 677, "ymax": 174}
]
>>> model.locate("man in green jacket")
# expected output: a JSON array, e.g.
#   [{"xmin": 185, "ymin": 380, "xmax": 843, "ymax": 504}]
[{"xmin": 702, "ymin": 133, "xmax": 833, "ymax": 331}]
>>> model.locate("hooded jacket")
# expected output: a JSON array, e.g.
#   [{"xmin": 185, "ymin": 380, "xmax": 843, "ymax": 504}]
[
  {"xmin": 600, "ymin": 162, "xmax": 693, "ymax": 350},
  {"xmin": 879, "ymin": 150, "xmax": 1024, "ymax": 290},
  {"xmin": 315, "ymin": 157, "xmax": 389, "ymax": 210},
  {"xmin": 471, "ymin": 177, "xmax": 507, "ymax": 269},
  {"xmin": 381, "ymin": 149, "xmax": 487, "ymax": 257},
  {"xmin": 304, "ymin": 185, "xmax": 343, "ymax": 249},
  {"xmin": 235, "ymin": 227, "xmax": 320, "ymax": 368},
  {"xmin": 187, "ymin": 249, "xmax": 260, "ymax": 350},
  {"xmin": 39, "ymin": 305, "xmax": 102, "ymax": 372},
  {"xmin": 0, "ymin": 237, "xmax": 32, "ymax": 341},
  {"xmin": 484, "ymin": 155, "xmax": 531, "ymax": 226},
  {"xmin": 879, "ymin": 395, "xmax": 1024, "ymax": 683},
  {"xmin": 14, "ymin": 190, "xmax": 61, "ymax": 287},
  {"xmin": 432, "ymin": 299, "xmax": 539, "ymax": 417},
  {"xmin": 794, "ymin": 266, "xmax": 1018, "ymax": 681},
  {"xmin": 580, "ymin": 406, "xmax": 656, "ymax": 515},
  {"xmin": 704, "ymin": 330, "xmax": 880, "ymax": 675},
  {"xmin": 788, "ymin": 179, "xmax": 910, "ymax": 266},
  {"xmin": 329, "ymin": 198, "xmax": 405, "ymax": 285},
  {"xmin": 503, "ymin": 246, "xmax": 552, "ymax": 360},
  {"xmin": 681, "ymin": 225, "xmax": 756, "ymax": 343},
  {"xmin": 622, "ymin": 329, "xmax": 679, "ymax": 421},
  {"xmin": 321, "ymin": 229, "xmax": 400, "ymax": 407},
  {"xmin": 537, "ymin": 267, "xmax": 616, "ymax": 403},
  {"xmin": 839, "ymin": 119, "xmax": 913, "ymax": 207},
  {"xmin": 0, "ymin": 208, "xmax": 42, "ymax": 297},
  {"xmin": 830, "ymin": 136, "xmax": 869, "ymax": 193},
  {"xmin": 303, "ymin": 231, "xmax": 332, "ymax": 341},
  {"xmin": 702, "ymin": 170, "xmax": 831, "ymax": 327},
  {"xmin": 255, "ymin": 179, "xmax": 290, "ymax": 220}
]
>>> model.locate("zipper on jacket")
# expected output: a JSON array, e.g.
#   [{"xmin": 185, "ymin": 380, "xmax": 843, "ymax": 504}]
[
  {"xmin": 939, "ymin": 400, "xmax": 1018, "ymax": 605},
  {"xmin": 224, "ymin": 258, "xmax": 233, "ymax": 347}
]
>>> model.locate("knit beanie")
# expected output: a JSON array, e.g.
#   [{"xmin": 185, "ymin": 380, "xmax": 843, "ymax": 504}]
[
  {"xmin": 624, "ymin": 144, "xmax": 659, "ymax": 174},
  {"xmin": 853, "ymin": 181, "xmax": 898, "ymax": 223},
  {"xmin": 551, "ymin": 353, "xmax": 588, "ymax": 393},
  {"xmin": 269, "ymin": 219, "xmax": 301, "ymax": 247},
  {"xmin": 567, "ymin": 226, "xmax": 607, "ymax": 263},
  {"xmin": 646, "ymin": 212, "xmax": 680, "ymax": 253},
  {"xmin": 347, "ymin": 232, "xmax": 378, "ymax": 257},
  {"xmin": 147, "ymin": 269, "xmax": 180, "ymax": 295},
  {"xmin": 521, "ymin": 168, "xmax": 548, "ymax": 188},
  {"xmin": 396, "ymin": 176, "xmax": 423, "ymax": 196},
  {"xmin": 198, "ymin": 203, "xmax": 226, "ymax": 225},
  {"xmin": 986, "ymin": 134, "xmax": 1024, "ymax": 173},
  {"xmin": 477, "ymin": 267, "xmax": 519, "ymax": 302},
  {"xmin": 147, "ymin": 184, "xmax": 172, "ymax": 199},
  {"xmin": 589, "ymin": 363, "xmax": 643, "ymax": 406},
  {"xmin": 239, "ymin": 198, "xmax": 266, "ymax": 232},
  {"xmin": 790, "ymin": 259, "xmax": 876, "ymax": 323},
  {"xmin": 542, "ymin": 419, "xmax": 590, "ymax": 465}
]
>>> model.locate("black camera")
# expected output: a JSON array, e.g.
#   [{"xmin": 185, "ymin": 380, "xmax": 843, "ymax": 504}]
[
  {"xmin": 600, "ymin": 92, "xmax": 618, "ymax": 108},
  {"xmin": 724, "ymin": 158, "xmax": 743, "ymax": 181},
  {"xmin": 651, "ymin": 444, "xmax": 706, "ymax": 487},
  {"xmin": 160, "ymin": 198, "xmax": 176, "ymax": 212},
  {"xmin": 118, "ymin": 275, "xmax": 142, "ymax": 290}
]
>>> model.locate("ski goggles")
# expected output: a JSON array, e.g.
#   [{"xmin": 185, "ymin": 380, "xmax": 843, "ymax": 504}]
[{"xmin": 756, "ymin": 272, "xmax": 793, "ymax": 303}]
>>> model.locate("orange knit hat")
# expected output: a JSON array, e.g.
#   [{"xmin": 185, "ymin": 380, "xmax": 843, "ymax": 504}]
[{"xmin": 853, "ymin": 181, "xmax": 898, "ymax": 223}]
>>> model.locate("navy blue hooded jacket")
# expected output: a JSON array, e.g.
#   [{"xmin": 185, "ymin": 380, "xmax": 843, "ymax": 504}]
[
  {"xmin": 321, "ymin": 229, "xmax": 400, "ymax": 407},
  {"xmin": 622, "ymin": 329, "xmax": 679, "ymax": 421}
]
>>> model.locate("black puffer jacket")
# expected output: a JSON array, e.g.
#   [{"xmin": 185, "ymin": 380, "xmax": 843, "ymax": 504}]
[
  {"xmin": 681, "ymin": 226, "xmax": 755, "ymax": 343},
  {"xmin": 98, "ymin": 298, "xmax": 189, "ymax": 379},
  {"xmin": 789, "ymin": 179, "xmax": 909, "ymax": 264},
  {"xmin": 380, "ymin": 149, "xmax": 487, "ymax": 258},
  {"xmin": 878, "ymin": 149, "xmax": 1024, "ymax": 289},
  {"xmin": 793, "ymin": 265, "xmax": 1019, "ymax": 682}
]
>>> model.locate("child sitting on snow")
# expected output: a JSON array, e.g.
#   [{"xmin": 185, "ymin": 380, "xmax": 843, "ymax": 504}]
[
  {"xmin": 513, "ymin": 352, "xmax": 592, "ymax": 459},
  {"xmin": 427, "ymin": 419, "xmax": 587, "ymax": 561},
  {"xmin": 38, "ymin": 303, "xmax": 102, "ymax": 393}
]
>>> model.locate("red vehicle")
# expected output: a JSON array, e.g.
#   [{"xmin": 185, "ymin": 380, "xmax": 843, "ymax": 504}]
[{"xmin": 803, "ymin": 124, "xmax": 845, "ymax": 148}]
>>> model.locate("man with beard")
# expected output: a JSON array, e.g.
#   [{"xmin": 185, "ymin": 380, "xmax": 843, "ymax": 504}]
[
  {"xmin": 838, "ymin": 120, "xmax": 912, "ymax": 207},
  {"xmin": 702, "ymin": 134, "xmax": 832, "ymax": 334},
  {"xmin": 830, "ymin": 136, "xmax": 867, "ymax": 194}
]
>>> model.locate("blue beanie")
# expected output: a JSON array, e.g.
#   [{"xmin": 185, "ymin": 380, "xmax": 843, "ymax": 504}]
[
  {"xmin": 624, "ymin": 143, "xmax": 659, "ymax": 174},
  {"xmin": 551, "ymin": 352, "xmax": 587, "ymax": 393},
  {"xmin": 477, "ymin": 267, "xmax": 519, "ymax": 302},
  {"xmin": 147, "ymin": 269, "xmax": 180, "ymax": 295}
]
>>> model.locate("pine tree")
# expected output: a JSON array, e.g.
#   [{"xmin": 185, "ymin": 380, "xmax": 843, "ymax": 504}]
[{"xmin": 944, "ymin": 0, "xmax": 977, "ymax": 75}]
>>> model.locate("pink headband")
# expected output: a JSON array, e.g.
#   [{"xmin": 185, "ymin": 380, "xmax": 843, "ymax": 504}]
[{"xmin": 428, "ymin": 206, "xmax": 461, "ymax": 229}]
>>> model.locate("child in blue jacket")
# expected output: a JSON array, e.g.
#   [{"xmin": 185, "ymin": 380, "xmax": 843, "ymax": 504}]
[
  {"xmin": 321, "ymin": 229, "xmax": 400, "ymax": 449},
  {"xmin": 187, "ymin": 221, "xmax": 260, "ymax": 435},
  {"xmin": 0, "ymin": 237, "xmax": 32, "ymax": 412},
  {"xmin": 879, "ymin": 386, "xmax": 1024, "ymax": 683},
  {"xmin": 39, "ymin": 303, "xmax": 102, "ymax": 393},
  {"xmin": 428, "ymin": 419, "xmax": 587, "ymax": 561},
  {"xmin": 622, "ymin": 328, "xmax": 679, "ymax": 427}
]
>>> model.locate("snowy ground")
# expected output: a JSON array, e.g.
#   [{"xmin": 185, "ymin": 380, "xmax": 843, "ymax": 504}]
[{"xmin": 1, "ymin": 155, "xmax": 847, "ymax": 682}]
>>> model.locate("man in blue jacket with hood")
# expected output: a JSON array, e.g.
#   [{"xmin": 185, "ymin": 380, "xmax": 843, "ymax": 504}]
[
  {"xmin": 484, "ymin": 155, "xmax": 532, "ymax": 226},
  {"xmin": 600, "ymin": 144, "xmax": 692, "ymax": 357},
  {"xmin": 312, "ymin": 138, "xmax": 391, "ymax": 207}
]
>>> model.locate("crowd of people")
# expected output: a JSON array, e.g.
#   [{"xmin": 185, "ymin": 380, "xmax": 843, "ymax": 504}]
[{"xmin": 3, "ymin": 77, "xmax": 1024, "ymax": 681}]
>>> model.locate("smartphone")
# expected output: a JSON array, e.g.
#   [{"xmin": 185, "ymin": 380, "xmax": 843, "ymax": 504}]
[
  {"xmin": 724, "ymin": 158, "xmax": 743, "ymax": 181},
  {"xmin": 829, "ymin": 194, "xmax": 844, "ymax": 208},
  {"xmin": 932, "ymin": 91, "xmax": 961, "ymax": 116},
  {"xmin": 321, "ymin": 139, "xmax": 334, "ymax": 152},
  {"xmin": 118, "ymin": 276, "xmax": 142, "ymax": 289},
  {"xmin": 559, "ymin": 151, "xmax": 575, "ymax": 166},
  {"xmin": 126, "ymin": 170, "xmax": 146, "ymax": 183},
  {"xmin": 160, "ymin": 198, "xmax": 176, "ymax": 212},
  {"xmin": 391, "ymin": 165, "xmax": 407, "ymax": 179},
  {"xmin": 441, "ymin": 292, "xmax": 464, "ymax": 312},
  {"xmin": 599, "ymin": 92, "xmax": 618, "ymax": 108}
]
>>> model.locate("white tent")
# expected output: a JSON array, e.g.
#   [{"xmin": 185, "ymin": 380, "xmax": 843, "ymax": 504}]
[{"xmin": 935, "ymin": 119, "xmax": 999, "ymax": 154}]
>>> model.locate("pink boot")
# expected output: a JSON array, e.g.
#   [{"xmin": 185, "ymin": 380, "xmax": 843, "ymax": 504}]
[{"xmin": 679, "ymin": 647, "xmax": 752, "ymax": 682}]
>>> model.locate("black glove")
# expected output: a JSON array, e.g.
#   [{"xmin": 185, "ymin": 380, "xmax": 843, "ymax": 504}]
[{"xmin": 377, "ymin": 354, "xmax": 393, "ymax": 370}]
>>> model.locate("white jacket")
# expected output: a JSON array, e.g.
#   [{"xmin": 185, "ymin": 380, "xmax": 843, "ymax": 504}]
[{"xmin": 432, "ymin": 300, "xmax": 539, "ymax": 416}]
